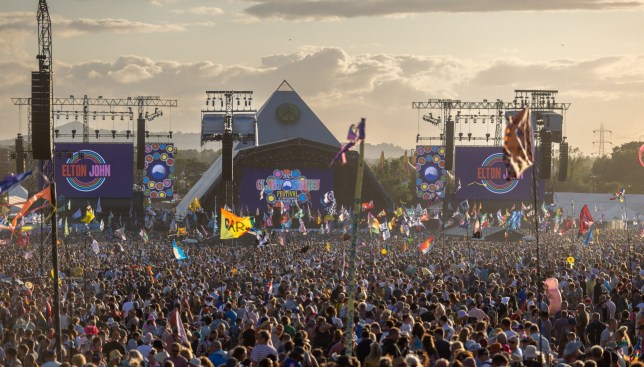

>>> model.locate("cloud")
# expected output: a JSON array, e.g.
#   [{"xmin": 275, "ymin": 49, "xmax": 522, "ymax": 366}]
[
  {"xmin": 1, "ymin": 48, "xmax": 643, "ymax": 154},
  {"xmin": 241, "ymin": 0, "xmax": 644, "ymax": 20},
  {"xmin": 171, "ymin": 7, "xmax": 224, "ymax": 15},
  {"xmin": 0, "ymin": 11, "xmax": 188, "ymax": 41}
]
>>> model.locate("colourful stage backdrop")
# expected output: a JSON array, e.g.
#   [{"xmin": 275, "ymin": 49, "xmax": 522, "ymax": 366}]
[
  {"xmin": 239, "ymin": 168, "xmax": 334, "ymax": 212},
  {"xmin": 454, "ymin": 146, "xmax": 544, "ymax": 200},
  {"xmin": 415, "ymin": 146, "xmax": 446, "ymax": 201},
  {"xmin": 143, "ymin": 143, "xmax": 175, "ymax": 199},
  {"xmin": 54, "ymin": 143, "xmax": 133, "ymax": 198}
]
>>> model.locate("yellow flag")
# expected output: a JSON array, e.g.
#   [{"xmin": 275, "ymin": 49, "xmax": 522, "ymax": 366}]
[
  {"xmin": 220, "ymin": 208, "xmax": 253, "ymax": 239},
  {"xmin": 394, "ymin": 208, "xmax": 403, "ymax": 217},
  {"xmin": 189, "ymin": 197, "xmax": 201, "ymax": 212},
  {"xmin": 325, "ymin": 242, "xmax": 331, "ymax": 252},
  {"xmin": 177, "ymin": 227, "xmax": 187, "ymax": 236},
  {"xmin": 81, "ymin": 208, "xmax": 95, "ymax": 224}
]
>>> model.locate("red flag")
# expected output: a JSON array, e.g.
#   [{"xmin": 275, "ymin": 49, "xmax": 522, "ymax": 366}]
[
  {"xmin": 561, "ymin": 218, "xmax": 574, "ymax": 234},
  {"xmin": 502, "ymin": 107, "xmax": 534, "ymax": 180},
  {"xmin": 578, "ymin": 204, "xmax": 593, "ymax": 237},
  {"xmin": 361, "ymin": 201, "xmax": 374, "ymax": 211}
]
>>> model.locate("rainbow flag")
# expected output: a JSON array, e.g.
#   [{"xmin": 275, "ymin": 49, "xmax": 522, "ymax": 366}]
[{"xmin": 419, "ymin": 237, "xmax": 434, "ymax": 254}]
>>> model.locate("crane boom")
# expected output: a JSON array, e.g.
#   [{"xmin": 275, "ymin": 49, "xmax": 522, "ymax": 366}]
[{"xmin": 37, "ymin": 0, "xmax": 52, "ymax": 72}]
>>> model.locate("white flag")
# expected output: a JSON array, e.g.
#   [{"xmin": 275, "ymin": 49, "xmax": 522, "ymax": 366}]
[
  {"xmin": 99, "ymin": 220, "xmax": 105, "ymax": 231},
  {"xmin": 96, "ymin": 197, "xmax": 102, "ymax": 213},
  {"xmin": 91, "ymin": 239, "xmax": 100, "ymax": 254}
]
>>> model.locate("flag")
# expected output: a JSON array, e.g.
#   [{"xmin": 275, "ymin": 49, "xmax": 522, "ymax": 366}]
[
  {"xmin": 394, "ymin": 208, "xmax": 403, "ymax": 217},
  {"xmin": 361, "ymin": 201, "xmax": 374, "ymax": 211},
  {"xmin": 377, "ymin": 209, "xmax": 386, "ymax": 217},
  {"xmin": 169, "ymin": 307, "xmax": 189, "ymax": 344},
  {"xmin": 11, "ymin": 186, "xmax": 51, "ymax": 228},
  {"xmin": 177, "ymin": 227, "xmax": 187, "ymax": 236},
  {"xmin": 578, "ymin": 204, "xmax": 594, "ymax": 237},
  {"xmin": 99, "ymin": 219, "xmax": 105, "ymax": 231},
  {"xmin": 189, "ymin": 197, "xmax": 201, "ymax": 212},
  {"xmin": 81, "ymin": 207, "xmax": 95, "ymax": 224},
  {"xmin": 419, "ymin": 237, "xmax": 433, "ymax": 254},
  {"xmin": 95, "ymin": 197, "xmax": 102, "ymax": 213},
  {"xmin": 64, "ymin": 218, "xmax": 70, "ymax": 237},
  {"xmin": 220, "ymin": 208, "xmax": 253, "ymax": 239},
  {"xmin": 172, "ymin": 239, "xmax": 188, "ymax": 260},
  {"xmin": 502, "ymin": 107, "xmax": 534, "ymax": 179},
  {"xmin": 0, "ymin": 171, "xmax": 32, "ymax": 194},
  {"xmin": 140, "ymin": 229, "xmax": 149, "ymax": 243},
  {"xmin": 609, "ymin": 188, "xmax": 625, "ymax": 203},
  {"xmin": 330, "ymin": 118, "xmax": 366, "ymax": 166},
  {"xmin": 147, "ymin": 266, "xmax": 155, "ymax": 284},
  {"xmin": 72, "ymin": 208, "xmax": 82, "ymax": 219},
  {"xmin": 90, "ymin": 239, "xmax": 100, "ymax": 254},
  {"xmin": 325, "ymin": 242, "xmax": 331, "ymax": 252},
  {"xmin": 583, "ymin": 224, "xmax": 594, "ymax": 246}
]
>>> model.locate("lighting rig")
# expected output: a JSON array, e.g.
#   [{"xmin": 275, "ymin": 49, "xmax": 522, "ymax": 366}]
[{"xmin": 12, "ymin": 95, "xmax": 177, "ymax": 142}]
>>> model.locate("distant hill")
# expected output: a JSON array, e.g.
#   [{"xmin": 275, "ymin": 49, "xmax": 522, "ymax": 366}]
[{"xmin": 0, "ymin": 122, "xmax": 408, "ymax": 161}]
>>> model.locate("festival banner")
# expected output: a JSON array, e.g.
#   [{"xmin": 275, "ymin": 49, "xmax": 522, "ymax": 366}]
[
  {"xmin": 415, "ymin": 146, "xmax": 446, "ymax": 201},
  {"xmin": 54, "ymin": 143, "xmax": 133, "ymax": 198},
  {"xmin": 454, "ymin": 146, "xmax": 544, "ymax": 201},
  {"xmin": 239, "ymin": 168, "xmax": 334, "ymax": 213},
  {"xmin": 143, "ymin": 143, "xmax": 175, "ymax": 199}
]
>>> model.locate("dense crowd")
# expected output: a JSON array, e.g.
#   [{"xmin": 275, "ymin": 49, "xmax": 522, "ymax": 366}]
[{"xmin": 0, "ymin": 227, "xmax": 643, "ymax": 367}]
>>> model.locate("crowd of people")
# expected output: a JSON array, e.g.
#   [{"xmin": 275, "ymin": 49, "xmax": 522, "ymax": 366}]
[{"xmin": 0, "ymin": 225, "xmax": 643, "ymax": 367}]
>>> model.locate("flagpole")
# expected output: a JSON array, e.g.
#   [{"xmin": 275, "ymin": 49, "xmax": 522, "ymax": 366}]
[
  {"xmin": 344, "ymin": 123, "xmax": 366, "ymax": 357},
  {"xmin": 531, "ymin": 156, "xmax": 543, "ymax": 357},
  {"xmin": 49, "ymin": 180, "xmax": 63, "ymax": 360}
]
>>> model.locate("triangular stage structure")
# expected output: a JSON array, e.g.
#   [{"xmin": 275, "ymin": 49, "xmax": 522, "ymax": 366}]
[{"xmin": 177, "ymin": 81, "xmax": 368, "ymax": 214}]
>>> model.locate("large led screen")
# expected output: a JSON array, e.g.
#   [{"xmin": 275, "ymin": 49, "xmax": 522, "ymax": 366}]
[
  {"xmin": 454, "ymin": 146, "xmax": 543, "ymax": 200},
  {"xmin": 143, "ymin": 143, "xmax": 175, "ymax": 199},
  {"xmin": 54, "ymin": 143, "xmax": 133, "ymax": 198},
  {"xmin": 415, "ymin": 145, "xmax": 446, "ymax": 201},
  {"xmin": 239, "ymin": 168, "xmax": 334, "ymax": 213}
]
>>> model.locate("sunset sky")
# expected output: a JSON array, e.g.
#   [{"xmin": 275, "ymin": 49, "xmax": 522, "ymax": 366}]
[{"xmin": 1, "ymin": 0, "xmax": 644, "ymax": 155}]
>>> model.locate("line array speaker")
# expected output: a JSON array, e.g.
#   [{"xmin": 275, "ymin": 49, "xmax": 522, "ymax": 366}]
[
  {"xmin": 445, "ymin": 120, "xmax": 454, "ymax": 170},
  {"xmin": 558, "ymin": 142, "xmax": 568, "ymax": 182},
  {"xmin": 540, "ymin": 130, "xmax": 552, "ymax": 179},
  {"xmin": 137, "ymin": 118, "xmax": 145, "ymax": 169},
  {"xmin": 31, "ymin": 71, "xmax": 52, "ymax": 160}
]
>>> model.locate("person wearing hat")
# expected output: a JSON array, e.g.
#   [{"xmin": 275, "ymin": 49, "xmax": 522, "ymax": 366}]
[
  {"xmin": 137, "ymin": 333, "xmax": 155, "ymax": 360},
  {"xmin": 189, "ymin": 358, "xmax": 202, "ymax": 367},
  {"xmin": 521, "ymin": 345, "xmax": 543, "ymax": 367},
  {"xmin": 561, "ymin": 339, "xmax": 583, "ymax": 364}
]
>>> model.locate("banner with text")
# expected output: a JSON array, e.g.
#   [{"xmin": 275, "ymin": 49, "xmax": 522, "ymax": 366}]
[
  {"xmin": 239, "ymin": 168, "xmax": 334, "ymax": 213},
  {"xmin": 454, "ymin": 146, "xmax": 543, "ymax": 201},
  {"xmin": 54, "ymin": 143, "xmax": 133, "ymax": 198}
]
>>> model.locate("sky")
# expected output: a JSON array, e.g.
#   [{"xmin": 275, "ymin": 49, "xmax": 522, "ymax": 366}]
[{"xmin": 1, "ymin": 0, "xmax": 644, "ymax": 156}]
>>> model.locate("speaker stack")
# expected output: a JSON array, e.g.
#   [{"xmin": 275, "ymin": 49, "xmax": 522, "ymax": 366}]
[
  {"xmin": 31, "ymin": 72, "xmax": 52, "ymax": 160},
  {"xmin": 445, "ymin": 120, "xmax": 454, "ymax": 170},
  {"xmin": 539, "ymin": 130, "xmax": 552, "ymax": 179},
  {"xmin": 137, "ymin": 118, "xmax": 145, "ymax": 169},
  {"xmin": 558, "ymin": 142, "xmax": 568, "ymax": 182},
  {"xmin": 15, "ymin": 134, "xmax": 25, "ymax": 174}
]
